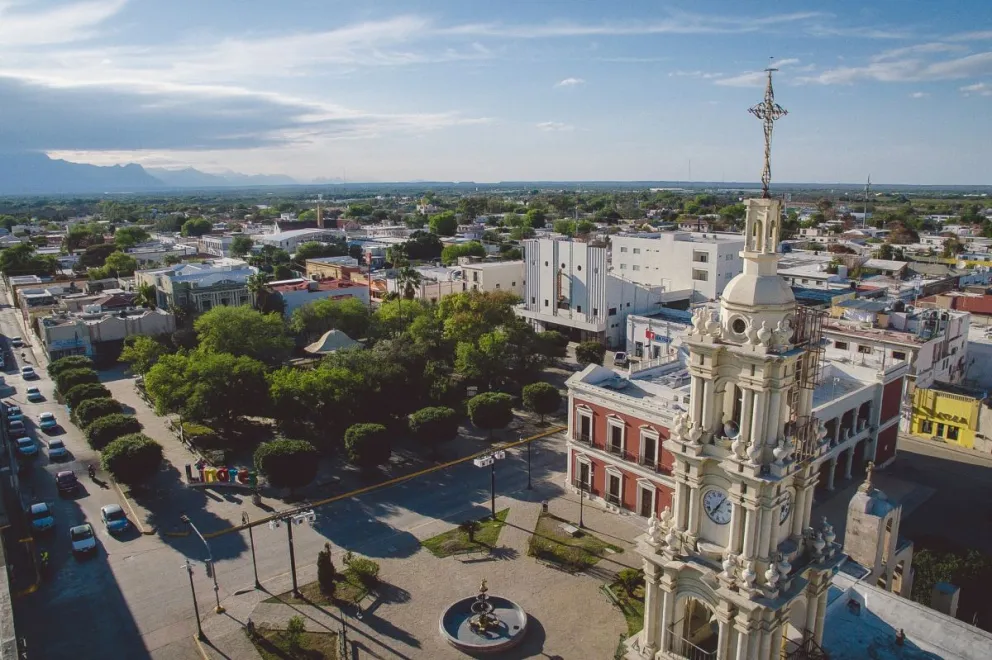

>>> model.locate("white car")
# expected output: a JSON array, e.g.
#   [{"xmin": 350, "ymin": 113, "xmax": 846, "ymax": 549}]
[
  {"xmin": 614, "ymin": 351, "xmax": 630, "ymax": 367},
  {"xmin": 10, "ymin": 337, "xmax": 22, "ymax": 348},
  {"xmin": 70, "ymin": 523, "xmax": 97, "ymax": 556},
  {"xmin": 38, "ymin": 412, "xmax": 57, "ymax": 430},
  {"xmin": 47, "ymin": 439, "xmax": 68, "ymax": 460},
  {"xmin": 20, "ymin": 366, "xmax": 36, "ymax": 380},
  {"xmin": 26, "ymin": 387, "xmax": 43, "ymax": 402}
]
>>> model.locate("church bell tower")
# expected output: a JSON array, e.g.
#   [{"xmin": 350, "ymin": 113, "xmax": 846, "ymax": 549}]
[{"xmin": 629, "ymin": 69, "xmax": 842, "ymax": 660}]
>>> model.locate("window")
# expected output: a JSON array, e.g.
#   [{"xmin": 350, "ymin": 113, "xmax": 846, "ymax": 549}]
[
  {"xmin": 858, "ymin": 345, "xmax": 873, "ymax": 355},
  {"xmin": 576, "ymin": 266, "xmax": 581, "ymax": 271},
  {"xmin": 531, "ymin": 297, "xmax": 536, "ymax": 304},
  {"xmin": 632, "ymin": 265, "xmax": 641, "ymax": 271},
  {"xmin": 494, "ymin": 283, "xmax": 500, "ymax": 289},
  {"xmin": 892, "ymin": 351, "xmax": 906, "ymax": 361},
  {"xmin": 919, "ymin": 419, "xmax": 933, "ymax": 434},
  {"xmin": 693, "ymin": 251, "xmax": 709, "ymax": 263},
  {"xmin": 641, "ymin": 432, "xmax": 657, "ymax": 466},
  {"xmin": 558, "ymin": 301, "xmax": 570, "ymax": 311},
  {"xmin": 633, "ymin": 248, "xmax": 641, "ymax": 254},
  {"xmin": 575, "ymin": 305, "xmax": 583, "ymax": 313},
  {"xmin": 608, "ymin": 307, "xmax": 617, "ymax": 316},
  {"xmin": 620, "ymin": 247, "xmax": 628, "ymax": 253},
  {"xmin": 593, "ymin": 308, "xmax": 598, "ymax": 316},
  {"xmin": 835, "ymin": 341, "xmax": 848, "ymax": 350},
  {"xmin": 545, "ymin": 261, "xmax": 549, "ymax": 266},
  {"xmin": 936, "ymin": 423, "xmax": 945, "ymax": 437},
  {"xmin": 473, "ymin": 272, "xmax": 479, "ymax": 282},
  {"xmin": 619, "ymin": 264, "xmax": 627, "ymax": 270},
  {"xmin": 544, "ymin": 299, "xmax": 549, "ymax": 307},
  {"xmin": 692, "ymin": 269, "xmax": 709, "ymax": 282}
]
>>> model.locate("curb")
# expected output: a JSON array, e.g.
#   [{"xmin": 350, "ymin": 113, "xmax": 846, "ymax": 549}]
[
  {"xmin": 163, "ymin": 528, "xmax": 191, "ymax": 538},
  {"xmin": 112, "ymin": 479, "xmax": 157, "ymax": 536},
  {"xmin": 193, "ymin": 635, "xmax": 210, "ymax": 660}
]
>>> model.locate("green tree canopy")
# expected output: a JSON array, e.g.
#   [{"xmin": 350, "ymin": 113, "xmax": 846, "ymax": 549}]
[
  {"xmin": 89, "ymin": 251, "xmax": 138, "ymax": 279},
  {"xmin": 408, "ymin": 406, "xmax": 460, "ymax": 450},
  {"xmin": 85, "ymin": 413, "xmax": 143, "ymax": 450},
  {"xmin": 194, "ymin": 306, "xmax": 292, "ymax": 365},
  {"xmin": 524, "ymin": 208, "xmax": 547, "ymax": 229},
  {"xmin": 230, "ymin": 235, "xmax": 254, "ymax": 258},
  {"xmin": 74, "ymin": 397, "xmax": 123, "ymax": 428},
  {"xmin": 100, "ymin": 434, "xmax": 163, "ymax": 485},
  {"xmin": 294, "ymin": 240, "xmax": 347, "ymax": 264},
  {"xmin": 553, "ymin": 219, "xmax": 576, "ymax": 237},
  {"xmin": 429, "ymin": 211, "xmax": 458, "ymax": 236},
  {"xmin": 114, "ymin": 226, "xmax": 150, "ymax": 249},
  {"xmin": 268, "ymin": 362, "xmax": 364, "ymax": 443},
  {"xmin": 290, "ymin": 297, "xmax": 369, "ymax": 343},
  {"xmin": 254, "ymin": 439, "xmax": 319, "ymax": 492},
  {"xmin": 77, "ymin": 243, "xmax": 117, "ymax": 270},
  {"xmin": 522, "ymin": 382, "xmax": 562, "ymax": 423},
  {"xmin": 48, "ymin": 355, "xmax": 95, "ymax": 378},
  {"xmin": 437, "ymin": 290, "xmax": 519, "ymax": 344},
  {"xmin": 65, "ymin": 383, "xmax": 112, "ymax": 409},
  {"xmin": 344, "ymin": 423, "xmax": 391, "ymax": 468},
  {"xmin": 119, "ymin": 336, "xmax": 167, "ymax": 375},
  {"xmin": 54, "ymin": 367, "xmax": 100, "ymax": 394},
  {"xmin": 575, "ymin": 341, "xmax": 606, "ymax": 366},
  {"xmin": 467, "ymin": 392, "xmax": 514, "ymax": 440},
  {"xmin": 0, "ymin": 243, "xmax": 57, "ymax": 277},
  {"xmin": 456, "ymin": 331, "xmax": 508, "ymax": 391},
  {"xmin": 181, "ymin": 217, "xmax": 213, "ymax": 237},
  {"xmin": 441, "ymin": 241, "xmax": 486, "ymax": 265}
]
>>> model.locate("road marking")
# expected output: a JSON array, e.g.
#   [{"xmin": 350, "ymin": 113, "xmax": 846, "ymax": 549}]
[
  {"xmin": 113, "ymin": 479, "xmax": 155, "ymax": 535},
  {"xmin": 203, "ymin": 425, "xmax": 566, "ymax": 539}
]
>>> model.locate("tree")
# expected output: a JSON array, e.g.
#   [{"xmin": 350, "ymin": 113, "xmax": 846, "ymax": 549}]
[
  {"xmin": 535, "ymin": 330, "xmax": 568, "ymax": 359},
  {"xmin": 401, "ymin": 231, "xmax": 443, "ymax": 261},
  {"xmin": 74, "ymin": 397, "xmax": 123, "ymax": 428},
  {"xmin": 48, "ymin": 355, "xmax": 94, "ymax": 378},
  {"xmin": 293, "ymin": 240, "xmax": 347, "ymax": 264},
  {"xmin": 575, "ymin": 341, "xmax": 606, "ymax": 366},
  {"xmin": 89, "ymin": 251, "xmax": 138, "ymax": 279},
  {"xmin": 429, "ymin": 211, "xmax": 458, "ymax": 236},
  {"xmin": 441, "ymin": 241, "xmax": 486, "ymax": 265},
  {"xmin": 616, "ymin": 568, "xmax": 644, "ymax": 596},
  {"xmin": 942, "ymin": 236, "xmax": 965, "ymax": 258},
  {"xmin": 408, "ymin": 406, "xmax": 460, "ymax": 451},
  {"xmin": 877, "ymin": 242, "xmax": 895, "ymax": 260},
  {"xmin": 268, "ymin": 363, "xmax": 364, "ymax": 442},
  {"xmin": 285, "ymin": 616, "xmax": 305, "ymax": 652},
  {"xmin": 85, "ymin": 413, "xmax": 143, "ymax": 450},
  {"xmin": 77, "ymin": 243, "xmax": 117, "ymax": 270},
  {"xmin": 253, "ymin": 439, "xmax": 319, "ymax": 493},
  {"xmin": 344, "ymin": 423, "xmax": 391, "ymax": 468},
  {"xmin": 317, "ymin": 543, "xmax": 336, "ymax": 596},
  {"xmin": 522, "ymin": 382, "xmax": 562, "ymax": 424},
  {"xmin": 467, "ymin": 392, "xmax": 514, "ymax": 440},
  {"xmin": 114, "ymin": 226, "xmax": 150, "ymax": 249},
  {"xmin": 456, "ymin": 331, "xmax": 508, "ymax": 391},
  {"xmin": 459, "ymin": 520, "xmax": 482, "ymax": 542},
  {"xmin": 553, "ymin": 219, "xmax": 577, "ymax": 237},
  {"xmin": 230, "ymin": 236, "xmax": 254, "ymax": 258},
  {"xmin": 576, "ymin": 219, "xmax": 595, "ymax": 235},
  {"xmin": 193, "ymin": 306, "xmax": 292, "ymax": 365},
  {"xmin": 524, "ymin": 208, "xmax": 547, "ymax": 229},
  {"xmin": 119, "ymin": 336, "xmax": 167, "ymax": 375},
  {"xmin": 134, "ymin": 283, "xmax": 157, "ymax": 309},
  {"xmin": 396, "ymin": 266, "xmax": 422, "ymax": 301},
  {"xmin": 64, "ymin": 383, "xmax": 112, "ymax": 409},
  {"xmin": 245, "ymin": 272, "xmax": 273, "ymax": 311},
  {"xmin": 180, "ymin": 217, "xmax": 212, "ymax": 237},
  {"xmin": 67, "ymin": 222, "xmax": 105, "ymax": 251},
  {"xmin": 100, "ymin": 434, "xmax": 163, "ymax": 485},
  {"xmin": 290, "ymin": 297, "xmax": 369, "ymax": 343},
  {"xmin": 54, "ymin": 368, "xmax": 99, "ymax": 394},
  {"xmin": 0, "ymin": 243, "xmax": 57, "ymax": 276}
]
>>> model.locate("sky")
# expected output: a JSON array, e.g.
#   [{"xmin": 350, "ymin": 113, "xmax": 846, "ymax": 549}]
[{"xmin": 1, "ymin": 0, "xmax": 991, "ymax": 185}]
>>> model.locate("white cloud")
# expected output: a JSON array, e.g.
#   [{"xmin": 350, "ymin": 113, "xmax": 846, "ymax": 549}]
[
  {"xmin": 712, "ymin": 58, "xmax": 801, "ymax": 87},
  {"xmin": 0, "ymin": 0, "xmax": 127, "ymax": 47},
  {"xmin": 555, "ymin": 77, "xmax": 585, "ymax": 87},
  {"xmin": 948, "ymin": 30, "xmax": 992, "ymax": 42},
  {"xmin": 873, "ymin": 42, "xmax": 967, "ymax": 61},
  {"xmin": 669, "ymin": 70, "xmax": 723, "ymax": 79},
  {"xmin": 960, "ymin": 82, "xmax": 992, "ymax": 96},
  {"xmin": 909, "ymin": 91, "xmax": 929, "ymax": 98},
  {"xmin": 536, "ymin": 121, "xmax": 574, "ymax": 131},
  {"xmin": 798, "ymin": 51, "xmax": 992, "ymax": 84}
]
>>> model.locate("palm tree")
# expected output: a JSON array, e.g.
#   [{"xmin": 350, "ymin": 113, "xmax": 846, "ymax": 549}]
[
  {"xmin": 396, "ymin": 266, "xmax": 422, "ymax": 317},
  {"xmin": 246, "ymin": 272, "xmax": 272, "ymax": 310}
]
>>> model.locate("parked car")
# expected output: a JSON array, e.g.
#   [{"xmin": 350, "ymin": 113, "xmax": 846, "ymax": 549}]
[
  {"xmin": 613, "ymin": 351, "xmax": 629, "ymax": 367},
  {"xmin": 5, "ymin": 404, "xmax": 23, "ymax": 422},
  {"xmin": 70, "ymin": 523, "xmax": 97, "ymax": 556},
  {"xmin": 26, "ymin": 387, "xmax": 43, "ymax": 402},
  {"xmin": 29, "ymin": 502, "xmax": 54, "ymax": 532},
  {"xmin": 47, "ymin": 438, "xmax": 68, "ymax": 461},
  {"xmin": 38, "ymin": 412, "xmax": 57, "ymax": 430},
  {"xmin": 20, "ymin": 366, "xmax": 36, "ymax": 380},
  {"xmin": 10, "ymin": 337, "xmax": 22, "ymax": 348},
  {"xmin": 7, "ymin": 420, "xmax": 26, "ymax": 438},
  {"xmin": 56, "ymin": 471, "xmax": 80, "ymax": 496},
  {"xmin": 15, "ymin": 436, "xmax": 37, "ymax": 457},
  {"xmin": 100, "ymin": 505, "xmax": 129, "ymax": 535}
]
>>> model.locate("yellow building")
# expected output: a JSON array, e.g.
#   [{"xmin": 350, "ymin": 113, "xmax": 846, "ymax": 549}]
[{"xmin": 911, "ymin": 383, "xmax": 985, "ymax": 449}]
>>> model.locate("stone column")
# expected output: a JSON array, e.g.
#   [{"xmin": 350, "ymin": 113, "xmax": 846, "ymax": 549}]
[
  {"xmin": 702, "ymin": 380, "xmax": 714, "ymax": 433},
  {"xmin": 833, "ymin": 417, "xmax": 841, "ymax": 446},
  {"xmin": 805, "ymin": 584, "xmax": 818, "ymax": 634},
  {"xmin": 742, "ymin": 506, "xmax": 757, "ymax": 559},
  {"xmin": 740, "ymin": 388, "xmax": 755, "ymax": 444},
  {"xmin": 814, "ymin": 584, "xmax": 829, "ymax": 644},
  {"xmin": 757, "ymin": 625, "xmax": 771, "ymax": 660},
  {"xmin": 641, "ymin": 568, "xmax": 661, "ymax": 654},
  {"xmin": 659, "ymin": 582, "xmax": 676, "ymax": 653},
  {"xmin": 826, "ymin": 456, "xmax": 838, "ymax": 491},
  {"xmin": 734, "ymin": 616, "xmax": 753, "ymax": 660},
  {"xmin": 758, "ymin": 504, "xmax": 774, "ymax": 560},
  {"xmin": 766, "ymin": 389, "xmax": 782, "ymax": 445},
  {"xmin": 716, "ymin": 610, "xmax": 733, "ymax": 660},
  {"xmin": 675, "ymin": 480, "xmax": 689, "ymax": 530},
  {"xmin": 691, "ymin": 376, "xmax": 704, "ymax": 425},
  {"xmin": 791, "ymin": 487, "xmax": 806, "ymax": 538},
  {"xmin": 769, "ymin": 618, "xmax": 785, "ymax": 660},
  {"xmin": 729, "ymin": 500, "xmax": 743, "ymax": 555},
  {"xmin": 802, "ymin": 484, "xmax": 815, "ymax": 529},
  {"xmin": 687, "ymin": 479, "xmax": 702, "ymax": 537},
  {"xmin": 768, "ymin": 503, "xmax": 782, "ymax": 555},
  {"xmin": 844, "ymin": 445, "xmax": 855, "ymax": 480}
]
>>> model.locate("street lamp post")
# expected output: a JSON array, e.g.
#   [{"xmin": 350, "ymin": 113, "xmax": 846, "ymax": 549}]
[
  {"xmin": 524, "ymin": 434, "xmax": 533, "ymax": 490},
  {"xmin": 269, "ymin": 508, "xmax": 317, "ymax": 600},
  {"xmin": 183, "ymin": 561, "xmax": 205, "ymax": 641},
  {"xmin": 473, "ymin": 449, "xmax": 506, "ymax": 520},
  {"xmin": 182, "ymin": 515, "xmax": 224, "ymax": 614},
  {"xmin": 579, "ymin": 478, "xmax": 586, "ymax": 529},
  {"xmin": 242, "ymin": 512, "xmax": 261, "ymax": 590}
]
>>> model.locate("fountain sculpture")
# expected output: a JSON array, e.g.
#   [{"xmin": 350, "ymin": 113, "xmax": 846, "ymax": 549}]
[{"xmin": 439, "ymin": 578, "xmax": 528, "ymax": 654}]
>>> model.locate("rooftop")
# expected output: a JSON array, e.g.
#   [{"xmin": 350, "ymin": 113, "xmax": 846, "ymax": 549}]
[
  {"xmin": 461, "ymin": 260, "xmax": 524, "ymax": 270},
  {"xmin": 268, "ymin": 278, "xmax": 363, "ymax": 293},
  {"xmin": 305, "ymin": 256, "xmax": 359, "ymax": 267}
]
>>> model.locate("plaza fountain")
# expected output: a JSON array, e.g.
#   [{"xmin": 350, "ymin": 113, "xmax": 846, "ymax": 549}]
[{"xmin": 439, "ymin": 579, "xmax": 528, "ymax": 654}]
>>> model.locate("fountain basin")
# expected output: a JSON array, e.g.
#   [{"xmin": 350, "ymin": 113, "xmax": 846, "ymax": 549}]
[{"xmin": 439, "ymin": 595, "xmax": 528, "ymax": 654}]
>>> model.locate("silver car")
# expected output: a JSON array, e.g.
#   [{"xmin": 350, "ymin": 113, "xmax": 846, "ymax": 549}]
[
  {"xmin": 70, "ymin": 523, "xmax": 97, "ymax": 556},
  {"xmin": 29, "ymin": 503, "xmax": 54, "ymax": 532}
]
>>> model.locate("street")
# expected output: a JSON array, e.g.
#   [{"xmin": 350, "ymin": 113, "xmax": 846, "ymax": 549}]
[{"xmin": 1, "ymin": 285, "xmax": 572, "ymax": 658}]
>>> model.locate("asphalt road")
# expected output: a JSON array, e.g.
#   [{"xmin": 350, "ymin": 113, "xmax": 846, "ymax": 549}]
[{"xmin": 2, "ymin": 288, "xmax": 570, "ymax": 658}]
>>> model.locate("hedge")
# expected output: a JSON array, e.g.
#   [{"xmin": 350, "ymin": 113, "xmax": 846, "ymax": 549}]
[
  {"xmin": 344, "ymin": 423, "xmax": 391, "ymax": 468},
  {"xmin": 85, "ymin": 413, "xmax": 143, "ymax": 451},
  {"xmin": 101, "ymin": 434, "xmax": 163, "ymax": 485},
  {"xmin": 48, "ymin": 355, "xmax": 95, "ymax": 378},
  {"xmin": 73, "ymin": 397, "xmax": 124, "ymax": 428},
  {"xmin": 64, "ymin": 383, "xmax": 112, "ymax": 410}
]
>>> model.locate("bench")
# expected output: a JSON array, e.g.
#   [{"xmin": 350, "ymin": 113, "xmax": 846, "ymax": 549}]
[{"xmin": 558, "ymin": 522, "xmax": 580, "ymax": 537}]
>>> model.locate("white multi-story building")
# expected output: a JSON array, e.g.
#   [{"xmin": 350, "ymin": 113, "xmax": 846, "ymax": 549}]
[
  {"xmin": 518, "ymin": 238, "xmax": 663, "ymax": 347},
  {"xmin": 253, "ymin": 228, "xmax": 346, "ymax": 253},
  {"xmin": 610, "ymin": 232, "xmax": 744, "ymax": 302},
  {"xmin": 460, "ymin": 260, "xmax": 524, "ymax": 297}
]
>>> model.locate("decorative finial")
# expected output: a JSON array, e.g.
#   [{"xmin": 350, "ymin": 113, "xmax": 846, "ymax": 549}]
[
  {"xmin": 858, "ymin": 461, "xmax": 875, "ymax": 493},
  {"xmin": 748, "ymin": 62, "xmax": 788, "ymax": 199},
  {"xmin": 479, "ymin": 578, "xmax": 488, "ymax": 594}
]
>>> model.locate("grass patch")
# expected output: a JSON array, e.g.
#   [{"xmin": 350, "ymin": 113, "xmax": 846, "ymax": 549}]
[
  {"xmin": 608, "ymin": 582, "xmax": 645, "ymax": 635},
  {"xmin": 263, "ymin": 568, "xmax": 369, "ymax": 606},
  {"xmin": 250, "ymin": 625, "xmax": 337, "ymax": 660},
  {"xmin": 527, "ymin": 512, "xmax": 623, "ymax": 573},
  {"xmin": 421, "ymin": 509, "xmax": 509, "ymax": 558}
]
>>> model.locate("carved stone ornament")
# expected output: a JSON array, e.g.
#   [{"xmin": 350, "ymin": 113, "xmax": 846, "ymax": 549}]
[
  {"xmin": 776, "ymin": 552, "xmax": 792, "ymax": 581},
  {"xmin": 764, "ymin": 563, "xmax": 780, "ymax": 588},
  {"xmin": 772, "ymin": 435, "xmax": 794, "ymax": 465},
  {"xmin": 647, "ymin": 516, "xmax": 662, "ymax": 546},
  {"xmin": 821, "ymin": 516, "xmax": 836, "ymax": 546},
  {"xmin": 722, "ymin": 553, "xmax": 737, "ymax": 580},
  {"xmin": 757, "ymin": 321, "xmax": 773, "ymax": 347},
  {"xmin": 740, "ymin": 559, "xmax": 757, "ymax": 588}
]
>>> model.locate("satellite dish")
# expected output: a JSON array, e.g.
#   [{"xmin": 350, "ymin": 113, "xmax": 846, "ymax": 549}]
[{"xmin": 723, "ymin": 420, "xmax": 741, "ymax": 440}]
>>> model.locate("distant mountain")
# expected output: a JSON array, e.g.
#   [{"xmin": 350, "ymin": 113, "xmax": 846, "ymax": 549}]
[
  {"xmin": 148, "ymin": 167, "xmax": 299, "ymax": 188},
  {"xmin": 0, "ymin": 152, "xmax": 164, "ymax": 195}
]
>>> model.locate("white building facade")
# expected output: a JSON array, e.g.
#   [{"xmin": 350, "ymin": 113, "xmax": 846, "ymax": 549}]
[{"xmin": 460, "ymin": 260, "xmax": 524, "ymax": 297}]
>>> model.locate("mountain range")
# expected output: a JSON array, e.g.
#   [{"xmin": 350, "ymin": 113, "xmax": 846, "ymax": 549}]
[{"xmin": 0, "ymin": 152, "xmax": 301, "ymax": 195}]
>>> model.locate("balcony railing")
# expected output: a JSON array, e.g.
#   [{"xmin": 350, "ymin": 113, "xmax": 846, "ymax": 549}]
[
  {"xmin": 606, "ymin": 492, "xmax": 621, "ymax": 506},
  {"xmin": 575, "ymin": 433, "xmax": 592, "ymax": 445},
  {"xmin": 667, "ymin": 620, "xmax": 716, "ymax": 660},
  {"xmin": 607, "ymin": 443, "xmax": 624, "ymax": 457}
]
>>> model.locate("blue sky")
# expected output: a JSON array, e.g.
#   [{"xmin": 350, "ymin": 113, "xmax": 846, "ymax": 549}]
[{"xmin": 1, "ymin": 0, "xmax": 990, "ymax": 184}]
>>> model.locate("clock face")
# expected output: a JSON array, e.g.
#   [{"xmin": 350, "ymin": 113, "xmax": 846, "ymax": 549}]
[
  {"xmin": 780, "ymin": 493, "xmax": 793, "ymax": 525},
  {"xmin": 703, "ymin": 489, "xmax": 732, "ymax": 525}
]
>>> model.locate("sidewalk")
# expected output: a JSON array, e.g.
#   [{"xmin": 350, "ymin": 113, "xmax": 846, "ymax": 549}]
[{"xmin": 189, "ymin": 481, "xmax": 640, "ymax": 660}]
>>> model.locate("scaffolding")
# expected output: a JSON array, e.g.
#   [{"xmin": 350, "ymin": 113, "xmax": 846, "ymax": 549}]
[{"xmin": 788, "ymin": 305, "xmax": 825, "ymax": 466}]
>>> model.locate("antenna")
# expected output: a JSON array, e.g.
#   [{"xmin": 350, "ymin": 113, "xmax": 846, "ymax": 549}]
[
  {"xmin": 748, "ymin": 59, "xmax": 788, "ymax": 198},
  {"xmin": 863, "ymin": 175, "xmax": 871, "ymax": 229}
]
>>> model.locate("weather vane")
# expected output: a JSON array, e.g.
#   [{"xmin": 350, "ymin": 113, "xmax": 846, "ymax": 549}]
[{"xmin": 748, "ymin": 59, "xmax": 788, "ymax": 198}]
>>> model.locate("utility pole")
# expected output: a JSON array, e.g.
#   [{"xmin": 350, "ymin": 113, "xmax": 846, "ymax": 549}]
[
  {"xmin": 242, "ymin": 512, "xmax": 261, "ymax": 590},
  {"xmin": 182, "ymin": 515, "xmax": 224, "ymax": 614},
  {"xmin": 473, "ymin": 449, "xmax": 506, "ymax": 520},
  {"xmin": 579, "ymin": 477, "xmax": 586, "ymax": 528},
  {"xmin": 287, "ymin": 520, "xmax": 299, "ymax": 598},
  {"xmin": 267, "ymin": 507, "xmax": 317, "ymax": 600},
  {"xmin": 183, "ymin": 561, "xmax": 205, "ymax": 641},
  {"xmin": 524, "ymin": 434, "xmax": 532, "ymax": 490},
  {"xmin": 864, "ymin": 175, "xmax": 871, "ymax": 229}
]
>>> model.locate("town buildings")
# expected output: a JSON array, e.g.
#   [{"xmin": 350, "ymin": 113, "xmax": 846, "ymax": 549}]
[
  {"xmin": 134, "ymin": 258, "xmax": 257, "ymax": 313},
  {"xmin": 460, "ymin": 260, "xmax": 524, "ymax": 297},
  {"xmin": 518, "ymin": 238, "xmax": 663, "ymax": 346},
  {"xmin": 266, "ymin": 278, "xmax": 369, "ymax": 317},
  {"xmin": 611, "ymin": 232, "xmax": 744, "ymax": 302},
  {"xmin": 304, "ymin": 256, "xmax": 362, "ymax": 281},
  {"xmin": 253, "ymin": 227, "xmax": 345, "ymax": 253},
  {"xmin": 40, "ymin": 306, "xmax": 175, "ymax": 362}
]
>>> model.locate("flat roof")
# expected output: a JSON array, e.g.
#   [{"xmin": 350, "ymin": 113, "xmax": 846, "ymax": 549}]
[{"xmin": 461, "ymin": 260, "xmax": 524, "ymax": 269}]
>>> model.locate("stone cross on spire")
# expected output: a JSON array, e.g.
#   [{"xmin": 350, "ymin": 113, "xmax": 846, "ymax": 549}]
[{"xmin": 748, "ymin": 66, "xmax": 788, "ymax": 199}]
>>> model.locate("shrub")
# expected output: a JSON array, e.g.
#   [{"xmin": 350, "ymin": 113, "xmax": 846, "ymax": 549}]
[
  {"xmin": 85, "ymin": 413, "xmax": 143, "ymax": 450},
  {"xmin": 344, "ymin": 423, "xmax": 391, "ymax": 468},
  {"xmin": 100, "ymin": 434, "xmax": 163, "ymax": 485},
  {"xmin": 617, "ymin": 568, "xmax": 644, "ymax": 595},
  {"xmin": 347, "ymin": 556, "xmax": 380, "ymax": 586},
  {"xmin": 179, "ymin": 423, "xmax": 221, "ymax": 448},
  {"xmin": 535, "ymin": 330, "xmax": 568, "ymax": 359},
  {"xmin": 65, "ymin": 383, "xmax": 112, "ymax": 410},
  {"xmin": 521, "ymin": 382, "xmax": 562, "ymax": 423},
  {"xmin": 459, "ymin": 520, "xmax": 481, "ymax": 542},
  {"xmin": 253, "ymin": 439, "xmax": 319, "ymax": 493},
  {"xmin": 317, "ymin": 542, "xmax": 336, "ymax": 596},
  {"xmin": 48, "ymin": 355, "xmax": 95, "ymax": 378},
  {"xmin": 285, "ymin": 615, "xmax": 305, "ymax": 651},
  {"xmin": 408, "ymin": 406, "xmax": 460, "ymax": 450},
  {"xmin": 467, "ymin": 392, "xmax": 514, "ymax": 440},
  {"xmin": 575, "ymin": 341, "xmax": 606, "ymax": 366},
  {"xmin": 54, "ymin": 367, "xmax": 99, "ymax": 394},
  {"xmin": 73, "ymin": 397, "xmax": 123, "ymax": 428}
]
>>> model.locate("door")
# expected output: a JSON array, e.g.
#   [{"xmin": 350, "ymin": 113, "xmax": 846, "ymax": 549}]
[
  {"xmin": 642, "ymin": 436, "xmax": 657, "ymax": 469},
  {"xmin": 578, "ymin": 462, "xmax": 591, "ymax": 490},
  {"xmin": 607, "ymin": 473, "xmax": 621, "ymax": 505},
  {"xmin": 639, "ymin": 487, "xmax": 653, "ymax": 517},
  {"xmin": 579, "ymin": 416, "xmax": 591, "ymax": 442}
]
